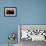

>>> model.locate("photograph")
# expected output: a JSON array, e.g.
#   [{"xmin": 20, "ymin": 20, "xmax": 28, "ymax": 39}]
[
  {"xmin": 18, "ymin": 24, "xmax": 46, "ymax": 46},
  {"xmin": 4, "ymin": 7, "xmax": 16, "ymax": 17}
]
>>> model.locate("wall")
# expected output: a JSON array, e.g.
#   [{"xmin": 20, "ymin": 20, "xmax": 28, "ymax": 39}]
[
  {"xmin": 20, "ymin": 0, "xmax": 46, "ymax": 24},
  {"xmin": 0, "ymin": 0, "xmax": 21, "ymax": 44},
  {"xmin": 0, "ymin": 0, "xmax": 46, "ymax": 44}
]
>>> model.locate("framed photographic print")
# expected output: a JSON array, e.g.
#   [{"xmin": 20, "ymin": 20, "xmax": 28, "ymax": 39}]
[{"xmin": 4, "ymin": 7, "xmax": 17, "ymax": 17}]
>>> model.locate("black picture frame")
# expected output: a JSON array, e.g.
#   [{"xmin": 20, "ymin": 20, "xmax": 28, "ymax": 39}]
[{"xmin": 4, "ymin": 7, "xmax": 17, "ymax": 17}]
